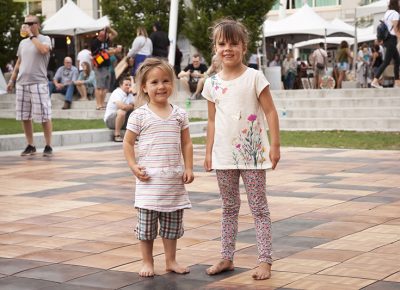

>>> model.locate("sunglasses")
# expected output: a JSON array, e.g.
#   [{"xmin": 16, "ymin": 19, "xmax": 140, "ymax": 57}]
[{"xmin": 23, "ymin": 22, "xmax": 37, "ymax": 26}]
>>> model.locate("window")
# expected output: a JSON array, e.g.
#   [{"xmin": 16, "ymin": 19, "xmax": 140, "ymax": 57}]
[{"xmin": 315, "ymin": 0, "xmax": 339, "ymax": 7}]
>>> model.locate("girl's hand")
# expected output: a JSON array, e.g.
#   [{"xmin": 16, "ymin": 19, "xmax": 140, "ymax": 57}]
[
  {"xmin": 269, "ymin": 145, "xmax": 281, "ymax": 170},
  {"xmin": 183, "ymin": 169, "xmax": 194, "ymax": 184},
  {"xmin": 132, "ymin": 165, "xmax": 150, "ymax": 181},
  {"xmin": 204, "ymin": 154, "xmax": 213, "ymax": 172}
]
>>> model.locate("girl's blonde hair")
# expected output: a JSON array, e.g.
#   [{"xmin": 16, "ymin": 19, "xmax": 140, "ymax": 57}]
[
  {"xmin": 135, "ymin": 57, "xmax": 175, "ymax": 104},
  {"xmin": 137, "ymin": 26, "xmax": 148, "ymax": 38},
  {"xmin": 211, "ymin": 18, "xmax": 249, "ymax": 50}
]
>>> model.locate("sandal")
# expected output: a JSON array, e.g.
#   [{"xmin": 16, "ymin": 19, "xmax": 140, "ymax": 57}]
[
  {"xmin": 113, "ymin": 135, "xmax": 123, "ymax": 142},
  {"xmin": 96, "ymin": 106, "xmax": 106, "ymax": 110}
]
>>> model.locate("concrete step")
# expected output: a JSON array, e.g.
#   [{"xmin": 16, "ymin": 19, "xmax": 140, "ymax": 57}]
[
  {"xmin": 279, "ymin": 107, "xmax": 400, "ymax": 118},
  {"xmin": 279, "ymin": 118, "xmax": 400, "ymax": 131},
  {"xmin": 273, "ymin": 97, "xmax": 400, "ymax": 108},
  {"xmin": 272, "ymin": 88, "xmax": 400, "ymax": 99},
  {"xmin": 0, "ymin": 121, "xmax": 207, "ymax": 152}
]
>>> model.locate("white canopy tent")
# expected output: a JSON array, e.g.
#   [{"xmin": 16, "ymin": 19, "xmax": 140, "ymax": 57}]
[
  {"xmin": 42, "ymin": 1, "xmax": 108, "ymax": 35},
  {"xmin": 263, "ymin": 4, "xmax": 354, "ymax": 42},
  {"xmin": 294, "ymin": 25, "xmax": 375, "ymax": 49}
]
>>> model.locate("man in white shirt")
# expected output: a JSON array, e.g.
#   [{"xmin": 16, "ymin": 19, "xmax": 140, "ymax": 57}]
[
  {"xmin": 310, "ymin": 42, "xmax": 327, "ymax": 89},
  {"xmin": 77, "ymin": 43, "xmax": 92, "ymax": 71},
  {"xmin": 104, "ymin": 77, "xmax": 135, "ymax": 142}
]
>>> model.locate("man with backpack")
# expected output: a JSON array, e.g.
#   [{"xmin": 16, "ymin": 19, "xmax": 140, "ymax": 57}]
[{"xmin": 371, "ymin": 0, "xmax": 400, "ymax": 88}]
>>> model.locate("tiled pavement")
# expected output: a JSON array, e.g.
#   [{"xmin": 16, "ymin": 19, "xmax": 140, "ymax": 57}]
[{"xmin": 0, "ymin": 143, "xmax": 399, "ymax": 290}]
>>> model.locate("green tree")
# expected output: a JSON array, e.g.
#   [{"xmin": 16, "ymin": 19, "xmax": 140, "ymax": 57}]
[
  {"xmin": 182, "ymin": 0, "xmax": 276, "ymax": 63},
  {"xmin": 100, "ymin": 0, "xmax": 185, "ymax": 49},
  {"xmin": 0, "ymin": 0, "xmax": 24, "ymax": 71}
]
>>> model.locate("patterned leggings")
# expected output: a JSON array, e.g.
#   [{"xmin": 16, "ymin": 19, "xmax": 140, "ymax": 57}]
[{"xmin": 216, "ymin": 169, "xmax": 272, "ymax": 264}]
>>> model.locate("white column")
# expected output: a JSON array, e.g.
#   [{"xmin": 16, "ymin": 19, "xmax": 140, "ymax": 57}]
[
  {"xmin": 168, "ymin": 0, "xmax": 179, "ymax": 66},
  {"xmin": 279, "ymin": 0, "xmax": 287, "ymax": 19}
]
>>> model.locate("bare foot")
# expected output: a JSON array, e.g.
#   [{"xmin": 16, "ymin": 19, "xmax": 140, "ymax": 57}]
[
  {"xmin": 206, "ymin": 259, "xmax": 234, "ymax": 275},
  {"xmin": 166, "ymin": 261, "xmax": 190, "ymax": 274},
  {"xmin": 252, "ymin": 263, "xmax": 271, "ymax": 280},
  {"xmin": 139, "ymin": 261, "xmax": 155, "ymax": 277}
]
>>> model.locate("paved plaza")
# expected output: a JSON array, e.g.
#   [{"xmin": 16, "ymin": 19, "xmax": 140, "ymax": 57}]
[{"xmin": 0, "ymin": 143, "xmax": 399, "ymax": 290}]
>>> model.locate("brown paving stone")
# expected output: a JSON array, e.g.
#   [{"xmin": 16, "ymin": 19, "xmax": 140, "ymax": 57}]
[
  {"xmin": 0, "ymin": 223, "xmax": 36, "ymax": 233},
  {"xmin": 0, "ymin": 244, "xmax": 46, "ymax": 258},
  {"xmin": 60, "ymin": 240, "xmax": 130, "ymax": 253},
  {"xmin": 17, "ymin": 249, "xmax": 90, "ymax": 263},
  {"xmin": 288, "ymin": 248, "xmax": 363, "ymax": 262},
  {"xmin": 63, "ymin": 253, "xmax": 134, "ymax": 269},
  {"xmin": 285, "ymin": 274, "xmax": 376, "ymax": 289},
  {"xmin": 0, "ymin": 233, "xmax": 43, "ymax": 245},
  {"xmin": 0, "ymin": 276, "xmax": 59, "ymax": 290},
  {"xmin": 291, "ymin": 221, "xmax": 373, "ymax": 239}
]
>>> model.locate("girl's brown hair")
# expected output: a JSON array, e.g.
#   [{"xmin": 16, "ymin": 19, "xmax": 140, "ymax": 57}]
[
  {"xmin": 134, "ymin": 57, "xmax": 175, "ymax": 104},
  {"xmin": 210, "ymin": 18, "xmax": 249, "ymax": 50},
  {"xmin": 137, "ymin": 26, "xmax": 148, "ymax": 38}
]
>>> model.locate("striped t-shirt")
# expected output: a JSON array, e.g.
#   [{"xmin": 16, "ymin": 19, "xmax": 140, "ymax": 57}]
[{"xmin": 126, "ymin": 104, "xmax": 192, "ymax": 212}]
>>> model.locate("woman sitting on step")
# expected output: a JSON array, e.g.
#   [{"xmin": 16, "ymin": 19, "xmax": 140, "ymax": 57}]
[{"xmin": 74, "ymin": 62, "xmax": 96, "ymax": 101}]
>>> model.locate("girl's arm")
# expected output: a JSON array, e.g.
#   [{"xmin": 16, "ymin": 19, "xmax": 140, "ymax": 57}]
[
  {"xmin": 181, "ymin": 127, "xmax": 194, "ymax": 184},
  {"xmin": 204, "ymin": 101, "xmax": 216, "ymax": 171},
  {"xmin": 259, "ymin": 86, "xmax": 281, "ymax": 170},
  {"xmin": 123, "ymin": 130, "xmax": 149, "ymax": 181}
]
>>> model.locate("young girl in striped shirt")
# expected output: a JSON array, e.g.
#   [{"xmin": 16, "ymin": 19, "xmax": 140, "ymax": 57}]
[{"xmin": 123, "ymin": 58, "xmax": 194, "ymax": 277}]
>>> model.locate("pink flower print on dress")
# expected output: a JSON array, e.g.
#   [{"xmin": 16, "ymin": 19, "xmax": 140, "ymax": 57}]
[
  {"xmin": 222, "ymin": 87, "xmax": 227, "ymax": 94},
  {"xmin": 247, "ymin": 114, "xmax": 257, "ymax": 122}
]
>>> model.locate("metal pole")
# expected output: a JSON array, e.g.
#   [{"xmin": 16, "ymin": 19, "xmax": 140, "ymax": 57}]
[
  {"xmin": 168, "ymin": 0, "xmax": 179, "ymax": 66},
  {"xmin": 353, "ymin": 8, "xmax": 358, "ymax": 76}
]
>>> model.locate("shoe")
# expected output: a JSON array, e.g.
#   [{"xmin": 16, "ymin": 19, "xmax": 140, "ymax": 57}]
[
  {"xmin": 113, "ymin": 135, "xmax": 123, "ymax": 142},
  {"xmin": 43, "ymin": 145, "xmax": 53, "ymax": 157},
  {"xmin": 21, "ymin": 145, "xmax": 36, "ymax": 156},
  {"xmin": 371, "ymin": 81, "xmax": 383, "ymax": 89},
  {"xmin": 62, "ymin": 101, "xmax": 71, "ymax": 110}
]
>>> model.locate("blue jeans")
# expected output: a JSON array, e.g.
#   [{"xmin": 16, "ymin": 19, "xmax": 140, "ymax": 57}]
[
  {"xmin": 284, "ymin": 72, "xmax": 296, "ymax": 90},
  {"xmin": 48, "ymin": 82, "xmax": 75, "ymax": 102}
]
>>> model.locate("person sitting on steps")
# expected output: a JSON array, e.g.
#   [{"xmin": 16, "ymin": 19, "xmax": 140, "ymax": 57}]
[
  {"xmin": 178, "ymin": 54, "xmax": 208, "ymax": 99},
  {"xmin": 74, "ymin": 61, "xmax": 96, "ymax": 101},
  {"xmin": 48, "ymin": 56, "xmax": 79, "ymax": 109},
  {"xmin": 104, "ymin": 77, "xmax": 136, "ymax": 142}
]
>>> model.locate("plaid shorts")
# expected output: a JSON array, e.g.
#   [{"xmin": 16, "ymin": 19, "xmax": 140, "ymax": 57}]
[
  {"xmin": 16, "ymin": 83, "xmax": 51, "ymax": 123},
  {"xmin": 136, "ymin": 208, "xmax": 184, "ymax": 240}
]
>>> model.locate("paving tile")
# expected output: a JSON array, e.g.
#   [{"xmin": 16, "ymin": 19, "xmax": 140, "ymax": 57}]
[
  {"xmin": 0, "ymin": 258, "xmax": 49, "ymax": 275},
  {"xmin": 66, "ymin": 270, "xmax": 144, "ymax": 289},
  {"xmin": 0, "ymin": 276, "xmax": 59, "ymax": 290},
  {"xmin": 362, "ymin": 281, "xmax": 400, "ymax": 290},
  {"xmin": 1, "ymin": 145, "xmax": 400, "ymax": 289},
  {"xmin": 15, "ymin": 263, "xmax": 102, "ymax": 282}
]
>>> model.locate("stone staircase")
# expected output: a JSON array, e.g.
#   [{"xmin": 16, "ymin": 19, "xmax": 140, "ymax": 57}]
[
  {"xmin": 1, "ymin": 89, "xmax": 399, "ymax": 131},
  {"xmin": 173, "ymin": 88, "xmax": 400, "ymax": 132}
]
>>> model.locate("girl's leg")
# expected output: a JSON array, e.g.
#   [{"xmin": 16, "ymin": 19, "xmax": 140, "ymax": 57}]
[
  {"xmin": 139, "ymin": 240, "xmax": 155, "ymax": 277},
  {"xmin": 163, "ymin": 238, "xmax": 189, "ymax": 274},
  {"xmin": 136, "ymin": 208, "xmax": 158, "ymax": 277},
  {"xmin": 159, "ymin": 210, "xmax": 189, "ymax": 274},
  {"xmin": 241, "ymin": 170, "xmax": 272, "ymax": 280},
  {"xmin": 207, "ymin": 169, "xmax": 240, "ymax": 275}
]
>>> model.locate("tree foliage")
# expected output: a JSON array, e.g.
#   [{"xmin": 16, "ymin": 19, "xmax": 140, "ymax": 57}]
[
  {"xmin": 0, "ymin": 0, "xmax": 24, "ymax": 71},
  {"xmin": 100, "ymin": 0, "xmax": 186, "ymax": 49},
  {"xmin": 182, "ymin": 0, "xmax": 276, "ymax": 63}
]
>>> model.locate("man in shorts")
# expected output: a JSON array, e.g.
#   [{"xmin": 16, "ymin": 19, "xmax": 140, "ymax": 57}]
[
  {"xmin": 103, "ymin": 77, "xmax": 135, "ymax": 142},
  {"xmin": 91, "ymin": 26, "xmax": 118, "ymax": 110},
  {"xmin": 6, "ymin": 15, "xmax": 53, "ymax": 157}
]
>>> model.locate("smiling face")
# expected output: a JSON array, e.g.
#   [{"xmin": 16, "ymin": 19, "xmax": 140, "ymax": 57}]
[
  {"xmin": 142, "ymin": 67, "xmax": 173, "ymax": 105},
  {"xmin": 214, "ymin": 36, "xmax": 246, "ymax": 68}
]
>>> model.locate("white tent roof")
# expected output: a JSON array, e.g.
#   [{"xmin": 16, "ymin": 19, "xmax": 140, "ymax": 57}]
[
  {"xmin": 293, "ymin": 25, "xmax": 375, "ymax": 49},
  {"xmin": 79, "ymin": 16, "xmax": 110, "ymax": 34},
  {"xmin": 42, "ymin": 1, "xmax": 107, "ymax": 35},
  {"xmin": 356, "ymin": 0, "xmax": 388, "ymax": 18},
  {"xmin": 263, "ymin": 4, "xmax": 354, "ymax": 40}
]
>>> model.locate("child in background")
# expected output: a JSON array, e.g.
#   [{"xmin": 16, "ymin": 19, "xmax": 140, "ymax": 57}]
[
  {"xmin": 202, "ymin": 19, "xmax": 280, "ymax": 280},
  {"xmin": 123, "ymin": 58, "xmax": 194, "ymax": 277}
]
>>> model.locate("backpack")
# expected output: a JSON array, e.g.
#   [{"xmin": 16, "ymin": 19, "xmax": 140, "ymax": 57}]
[{"xmin": 377, "ymin": 12, "xmax": 395, "ymax": 42}]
